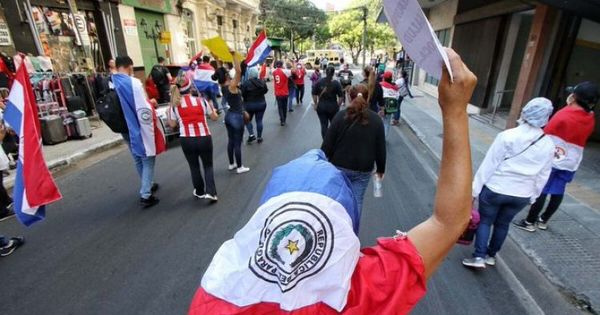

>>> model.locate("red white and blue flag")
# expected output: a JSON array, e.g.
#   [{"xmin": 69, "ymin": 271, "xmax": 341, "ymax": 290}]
[
  {"xmin": 189, "ymin": 150, "xmax": 426, "ymax": 314},
  {"xmin": 245, "ymin": 30, "xmax": 272, "ymax": 67},
  {"xmin": 544, "ymin": 106, "xmax": 595, "ymax": 172},
  {"xmin": 112, "ymin": 74, "xmax": 166, "ymax": 158},
  {"xmin": 3, "ymin": 61, "xmax": 62, "ymax": 226},
  {"xmin": 193, "ymin": 63, "xmax": 220, "ymax": 95}
]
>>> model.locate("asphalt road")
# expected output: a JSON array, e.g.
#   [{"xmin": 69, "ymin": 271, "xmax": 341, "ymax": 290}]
[{"xmin": 0, "ymin": 82, "xmax": 579, "ymax": 314}]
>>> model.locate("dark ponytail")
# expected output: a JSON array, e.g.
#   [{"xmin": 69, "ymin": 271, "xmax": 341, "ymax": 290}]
[{"xmin": 346, "ymin": 84, "xmax": 370, "ymax": 125}]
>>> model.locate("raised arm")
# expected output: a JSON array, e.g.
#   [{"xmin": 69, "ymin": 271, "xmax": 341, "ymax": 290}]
[
  {"xmin": 229, "ymin": 52, "xmax": 242, "ymax": 94},
  {"xmin": 407, "ymin": 49, "xmax": 477, "ymax": 280}
]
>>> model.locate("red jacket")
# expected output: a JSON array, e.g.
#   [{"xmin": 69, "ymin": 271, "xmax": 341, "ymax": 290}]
[{"xmin": 272, "ymin": 68, "xmax": 289, "ymax": 97}]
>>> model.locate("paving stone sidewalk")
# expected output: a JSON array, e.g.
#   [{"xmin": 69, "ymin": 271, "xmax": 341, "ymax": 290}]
[
  {"xmin": 3, "ymin": 119, "xmax": 123, "ymax": 190},
  {"xmin": 401, "ymin": 90, "xmax": 600, "ymax": 312}
]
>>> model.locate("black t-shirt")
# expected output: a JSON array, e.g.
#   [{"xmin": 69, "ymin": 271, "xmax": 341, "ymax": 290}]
[
  {"xmin": 151, "ymin": 65, "xmax": 169, "ymax": 88},
  {"xmin": 321, "ymin": 110, "xmax": 386, "ymax": 173},
  {"xmin": 313, "ymin": 78, "xmax": 343, "ymax": 107}
]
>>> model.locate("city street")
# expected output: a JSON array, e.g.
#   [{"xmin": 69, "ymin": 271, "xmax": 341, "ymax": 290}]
[{"xmin": 0, "ymin": 86, "xmax": 580, "ymax": 314}]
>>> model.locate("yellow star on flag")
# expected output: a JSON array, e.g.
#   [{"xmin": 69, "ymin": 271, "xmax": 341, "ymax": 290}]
[{"xmin": 285, "ymin": 240, "xmax": 300, "ymax": 255}]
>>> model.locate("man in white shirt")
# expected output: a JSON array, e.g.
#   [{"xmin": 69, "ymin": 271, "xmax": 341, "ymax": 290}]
[{"xmin": 463, "ymin": 98, "xmax": 555, "ymax": 269}]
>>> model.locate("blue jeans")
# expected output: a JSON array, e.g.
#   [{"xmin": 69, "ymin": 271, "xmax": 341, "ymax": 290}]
[
  {"xmin": 288, "ymin": 85, "xmax": 296, "ymax": 110},
  {"xmin": 474, "ymin": 186, "xmax": 529, "ymax": 258},
  {"xmin": 203, "ymin": 91, "xmax": 220, "ymax": 111},
  {"xmin": 122, "ymin": 133, "xmax": 156, "ymax": 199},
  {"xmin": 276, "ymin": 96, "xmax": 288, "ymax": 123},
  {"xmin": 225, "ymin": 111, "xmax": 245, "ymax": 167},
  {"xmin": 383, "ymin": 114, "xmax": 393, "ymax": 138},
  {"xmin": 245, "ymin": 101, "xmax": 267, "ymax": 137},
  {"xmin": 338, "ymin": 167, "xmax": 371, "ymax": 232},
  {"xmin": 393, "ymin": 96, "xmax": 404, "ymax": 121}
]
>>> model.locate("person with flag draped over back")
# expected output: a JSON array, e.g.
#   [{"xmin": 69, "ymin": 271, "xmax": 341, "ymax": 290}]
[
  {"xmin": 112, "ymin": 56, "xmax": 166, "ymax": 209},
  {"xmin": 188, "ymin": 48, "xmax": 478, "ymax": 314}
]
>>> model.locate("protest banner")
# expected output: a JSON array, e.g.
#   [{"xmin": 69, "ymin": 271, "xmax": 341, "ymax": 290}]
[{"xmin": 383, "ymin": 0, "xmax": 452, "ymax": 80}]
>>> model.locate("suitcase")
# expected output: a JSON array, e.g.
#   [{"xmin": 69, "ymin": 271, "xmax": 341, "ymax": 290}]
[
  {"xmin": 66, "ymin": 96, "xmax": 85, "ymax": 112},
  {"xmin": 40, "ymin": 115, "xmax": 67, "ymax": 145},
  {"xmin": 75, "ymin": 117, "xmax": 92, "ymax": 138},
  {"xmin": 72, "ymin": 110, "xmax": 87, "ymax": 119}
]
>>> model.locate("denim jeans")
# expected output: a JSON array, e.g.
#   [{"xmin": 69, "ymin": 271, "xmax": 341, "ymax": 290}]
[
  {"xmin": 244, "ymin": 101, "xmax": 267, "ymax": 137},
  {"xmin": 225, "ymin": 111, "xmax": 245, "ymax": 167},
  {"xmin": 393, "ymin": 96, "xmax": 404, "ymax": 121},
  {"xmin": 288, "ymin": 85, "xmax": 296, "ymax": 110},
  {"xmin": 203, "ymin": 91, "xmax": 220, "ymax": 111},
  {"xmin": 383, "ymin": 114, "xmax": 393, "ymax": 138},
  {"xmin": 474, "ymin": 186, "xmax": 529, "ymax": 258},
  {"xmin": 337, "ymin": 167, "xmax": 372, "ymax": 232},
  {"xmin": 122, "ymin": 133, "xmax": 156, "ymax": 199}
]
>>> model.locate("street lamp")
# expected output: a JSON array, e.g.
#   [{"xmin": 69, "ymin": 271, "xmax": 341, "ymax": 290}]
[{"xmin": 140, "ymin": 18, "xmax": 163, "ymax": 62}]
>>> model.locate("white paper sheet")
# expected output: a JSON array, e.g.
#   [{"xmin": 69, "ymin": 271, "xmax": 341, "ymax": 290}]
[{"xmin": 383, "ymin": 0, "xmax": 453, "ymax": 81}]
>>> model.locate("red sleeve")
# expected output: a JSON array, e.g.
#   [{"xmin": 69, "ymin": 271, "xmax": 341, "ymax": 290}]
[{"xmin": 341, "ymin": 236, "xmax": 426, "ymax": 315}]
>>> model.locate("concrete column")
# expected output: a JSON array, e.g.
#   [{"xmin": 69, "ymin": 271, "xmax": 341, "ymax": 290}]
[{"xmin": 506, "ymin": 4, "xmax": 557, "ymax": 128}]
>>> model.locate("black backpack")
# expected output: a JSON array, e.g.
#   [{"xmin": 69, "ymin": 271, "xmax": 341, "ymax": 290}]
[{"xmin": 96, "ymin": 78, "xmax": 129, "ymax": 134}]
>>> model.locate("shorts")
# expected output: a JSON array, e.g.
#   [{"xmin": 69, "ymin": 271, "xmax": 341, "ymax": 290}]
[{"xmin": 542, "ymin": 168, "xmax": 576, "ymax": 195}]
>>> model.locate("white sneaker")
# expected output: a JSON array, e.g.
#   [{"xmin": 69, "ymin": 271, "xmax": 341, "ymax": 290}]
[
  {"xmin": 462, "ymin": 257, "xmax": 486, "ymax": 269},
  {"xmin": 537, "ymin": 219, "xmax": 548, "ymax": 230},
  {"xmin": 193, "ymin": 189, "xmax": 205, "ymax": 199},
  {"xmin": 204, "ymin": 194, "xmax": 218, "ymax": 202},
  {"xmin": 228, "ymin": 164, "xmax": 237, "ymax": 171},
  {"xmin": 236, "ymin": 166, "xmax": 250, "ymax": 174},
  {"xmin": 484, "ymin": 256, "xmax": 496, "ymax": 266}
]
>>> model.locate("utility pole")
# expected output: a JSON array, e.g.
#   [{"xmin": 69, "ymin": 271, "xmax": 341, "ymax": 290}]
[{"xmin": 361, "ymin": 6, "xmax": 367, "ymax": 68}]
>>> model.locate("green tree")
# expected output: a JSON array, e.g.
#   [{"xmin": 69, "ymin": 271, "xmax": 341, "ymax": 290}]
[
  {"xmin": 328, "ymin": 0, "xmax": 396, "ymax": 64},
  {"xmin": 259, "ymin": 0, "xmax": 327, "ymax": 55}
]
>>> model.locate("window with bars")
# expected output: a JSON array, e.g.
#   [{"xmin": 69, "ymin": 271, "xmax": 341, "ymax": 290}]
[{"xmin": 424, "ymin": 28, "xmax": 451, "ymax": 86}]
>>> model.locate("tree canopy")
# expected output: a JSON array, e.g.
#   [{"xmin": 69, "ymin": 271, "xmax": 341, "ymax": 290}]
[
  {"xmin": 328, "ymin": 0, "xmax": 397, "ymax": 64},
  {"xmin": 259, "ymin": 0, "xmax": 327, "ymax": 46}
]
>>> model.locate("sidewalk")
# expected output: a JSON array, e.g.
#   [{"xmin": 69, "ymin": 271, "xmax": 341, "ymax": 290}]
[
  {"xmin": 4, "ymin": 119, "xmax": 123, "ymax": 190},
  {"xmin": 401, "ymin": 90, "xmax": 600, "ymax": 312}
]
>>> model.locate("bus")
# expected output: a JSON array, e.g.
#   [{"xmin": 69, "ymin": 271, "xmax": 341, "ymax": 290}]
[{"xmin": 304, "ymin": 49, "xmax": 345, "ymax": 68}]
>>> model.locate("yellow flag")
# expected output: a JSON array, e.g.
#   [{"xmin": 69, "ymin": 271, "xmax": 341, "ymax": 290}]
[{"xmin": 201, "ymin": 36, "xmax": 244, "ymax": 62}]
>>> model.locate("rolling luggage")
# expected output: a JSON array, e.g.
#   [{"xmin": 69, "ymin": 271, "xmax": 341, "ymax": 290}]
[
  {"xmin": 40, "ymin": 115, "xmax": 67, "ymax": 145},
  {"xmin": 75, "ymin": 117, "xmax": 92, "ymax": 138},
  {"xmin": 66, "ymin": 96, "xmax": 85, "ymax": 112},
  {"xmin": 71, "ymin": 110, "xmax": 87, "ymax": 119}
]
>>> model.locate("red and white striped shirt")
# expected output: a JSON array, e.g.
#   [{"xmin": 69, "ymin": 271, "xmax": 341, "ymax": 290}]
[{"xmin": 169, "ymin": 95, "xmax": 214, "ymax": 137}]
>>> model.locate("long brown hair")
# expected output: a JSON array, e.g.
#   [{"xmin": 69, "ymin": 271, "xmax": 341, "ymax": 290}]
[{"xmin": 345, "ymin": 84, "xmax": 370, "ymax": 125}]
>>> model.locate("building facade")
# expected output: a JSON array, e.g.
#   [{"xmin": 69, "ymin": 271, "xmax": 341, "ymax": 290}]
[
  {"xmin": 405, "ymin": 0, "xmax": 600, "ymax": 140},
  {"xmin": 0, "ymin": 0, "xmax": 260, "ymax": 77}
]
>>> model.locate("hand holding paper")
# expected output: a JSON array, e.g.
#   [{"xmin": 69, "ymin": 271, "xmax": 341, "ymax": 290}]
[{"xmin": 383, "ymin": 0, "xmax": 453, "ymax": 81}]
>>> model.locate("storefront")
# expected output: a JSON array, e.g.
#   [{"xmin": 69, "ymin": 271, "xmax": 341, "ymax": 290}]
[
  {"xmin": 118, "ymin": 0, "xmax": 173, "ymax": 76},
  {"xmin": 2, "ymin": 0, "xmax": 122, "ymax": 73}
]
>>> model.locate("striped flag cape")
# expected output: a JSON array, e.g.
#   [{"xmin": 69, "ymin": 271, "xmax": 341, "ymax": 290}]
[
  {"xmin": 189, "ymin": 150, "xmax": 426, "ymax": 314},
  {"xmin": 544, "ymin": 105, "xmax": 595, "ymax": 172},
  {"xmin": 112, "ymin": 74, "xmax": 166, "ymax": 157},
  {"xmin": 4, "ymin": 60, "xmax": 62, "ymax": 226},
  {"xmin": 245, "ymin": 30, "xmax": 272, "ymax": 67},
  {"xmin": 193, "ymin": 63, "xmax": 220, "ymax": 95}
]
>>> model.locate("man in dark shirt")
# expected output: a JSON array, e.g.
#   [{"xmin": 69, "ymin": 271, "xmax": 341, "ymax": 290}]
[{"xmin": 150, "ymin": 57, "xmax": 172, "ymax": 104}]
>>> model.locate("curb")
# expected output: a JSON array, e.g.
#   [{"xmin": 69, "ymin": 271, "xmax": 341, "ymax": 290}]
[
  {"xmin": 5, "ymin": 137, "xmax": 124, "ymax": 191},
  {"xmin": 396, "ymin": 119, "xmax": 545, "ymax": 313}
]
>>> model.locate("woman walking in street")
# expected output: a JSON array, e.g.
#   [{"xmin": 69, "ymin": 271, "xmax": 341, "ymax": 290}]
[
  {"xmin": 462, "ymin": 98, "xmax": 555, "ymax": 269},
  {"xmin": 166, "ymin": 77, "xmax": 219, "ymax": 202},
  {"xmin": 392, "ymin": 70, "xmax": 412, "ymax": 125},
  {"xmin": 321, "ymin": 84, "xmax": 385, "ymax": 230},
  {"xmin": 312, "ymin": 66, "xmax": 344, "ymax": 139},
  {"xmin": 223, "ymin": 53, "xmax": 250, "ymax": 174},
  {"xmin": 242, "ymin": 67, "xmax": 268, "ymax": 144},
  {"xmin": 294, "ymin": 63, "xmax": 306, "ymax": 106}
]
